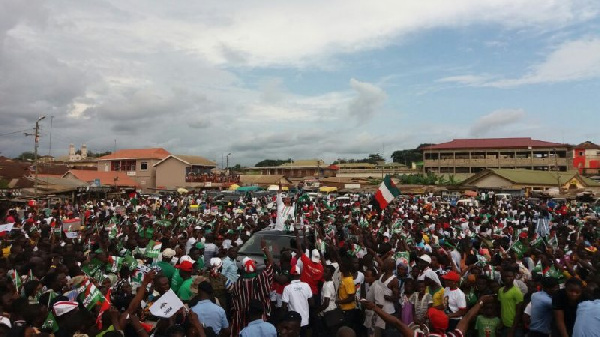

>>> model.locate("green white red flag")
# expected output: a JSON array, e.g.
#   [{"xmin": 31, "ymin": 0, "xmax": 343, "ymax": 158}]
[{"xmin": 374, "ymin": 175, "xmax": 400, "ymax": 209}]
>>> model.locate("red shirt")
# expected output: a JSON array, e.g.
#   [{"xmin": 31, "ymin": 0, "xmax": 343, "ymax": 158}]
[{"xmin": 300, "ymin": 253, "xmax": 324, "ymax": 294}]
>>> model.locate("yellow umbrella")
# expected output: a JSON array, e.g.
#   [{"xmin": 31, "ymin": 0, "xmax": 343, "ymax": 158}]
[{"xmin": 228, "ymin": 184, "xmax": 240, "ymax": 190}]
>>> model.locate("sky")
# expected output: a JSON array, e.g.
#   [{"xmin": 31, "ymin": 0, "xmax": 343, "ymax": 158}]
[{"xmin": 1, "ymin": 0, "xmax": 600, "ymax": 166}]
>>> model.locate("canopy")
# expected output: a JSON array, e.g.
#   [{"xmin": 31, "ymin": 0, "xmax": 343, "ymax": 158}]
[
  {"xmin": 228, "ymin": 184, "xmax": 240, "ymax": 191},
  {"xmin": 237, "ymin": 186, "xmax": 263, "ymax": 192},
  {"xmin": 319, "ymin": 186, "xmax": 337, "ymax": 193}
]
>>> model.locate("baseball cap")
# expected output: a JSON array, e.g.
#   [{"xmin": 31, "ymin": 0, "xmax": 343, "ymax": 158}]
[
  {"xmin": 519, "ymin": 231, "xmax": 528, "ymax": 239},
  {"xmin": 242, "ymin": 257, "xmax": 256, "ymax": 273},
  {"xmin": 442, "ymin": 270, "xmax": 461, "ymax": 282},
  {"xmin": 311, "ymin": 249, "xmax": 321, "ymax": 263},
  {"xmin": 428, "ymin": 308, "xmax": 449, "ymax": 332},
  {"xmin": 175, "ymin": 260, "xmax": 194, "ymax": 272},
  {"xmin": 418, "ymin": 254, "xmax": 432, "ymax": 264}
]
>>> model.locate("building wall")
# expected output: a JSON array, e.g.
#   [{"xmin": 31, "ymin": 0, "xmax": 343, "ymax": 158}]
[
  {"xmin": 155, "ymin": 158, "xmax": 187, "ymax": 190},
  {"xmin": 471, "ymin": 175, "xmax": 514, "ymax": 189},
  {"xmin": 98, "ymin": 158, "xmax": 163, "ymax": 191},
  {"xmin": 573, "ymin": 148, "xmax": 600, "ymax": 174},
  {"xmin": 424, "ymin": 147, "xmax": 572, "ymax": 174}
]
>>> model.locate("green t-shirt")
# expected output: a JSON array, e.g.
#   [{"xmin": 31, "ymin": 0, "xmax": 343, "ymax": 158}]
[
  {"xmin": 497, "ymin": 285, "xmax": 523, "ymax": 327},
  {"xmin": 475, "ymin": 315, "xmax": 502, "ymax": 337},
  {"xmin": 177, "ymin": 277, "xmax": 194, "ymax": 301},
  {"xmin": 171, "ymin": 269, "xmax": 183, "ymax": 293},
  {"xmin": 156, "ymin": 261, "xmax": 176, "ymax": 279}
]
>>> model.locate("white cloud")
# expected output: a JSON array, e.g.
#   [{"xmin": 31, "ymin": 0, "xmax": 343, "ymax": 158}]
[
  {"xmin": 348, "ymin": 79, "xmax": 387, "ymax": 122},
  {"xmin": 470, "ymin": 109, "xmax": 526, "ymax": 137},
  {"xmin": 437, "ymin": 75, "xmax": 490, "ymax": 86},
  {"xmin": 2, "ymin": 0, "xmax": 600, "ymax": 163},
  {"xmin": 488, "ymin": 37, "xmax": 600, "ymax": 87},
  {"xmin": 440, "ymin": 37, "xmax": 600, "ymax": 87}
]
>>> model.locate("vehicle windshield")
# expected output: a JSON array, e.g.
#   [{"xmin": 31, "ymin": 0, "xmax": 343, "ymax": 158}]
[{"xmin": 238, "ymin": 233, "xmax": 295, "ymax": 259}]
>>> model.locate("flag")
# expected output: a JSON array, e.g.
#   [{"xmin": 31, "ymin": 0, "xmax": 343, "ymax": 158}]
[
  {"xmin": 108, "ymin": 256, "xmax": 123, "ymax": 273},
  {"xmin": 42, "ymin": 312, "xmax": 59, "ymax": 333},
  {"xmin": 0, "ymin": 223, "xmax": 14, "ymax": 237},
  {"xmin": 374, "ymin": 175, "xmax": 400, "ymax": 209},
  {"xmin": 145, "ymin": 240, "xmax": 162, "ymax": 258},
  {"xmin": 10, "ymin": 270, "xmax": 21, "ymax": 290},
  {"xmin": 80, "ymin": 282, "xmax": 104, "ymax": 310},
  {"xmin": 96, "ymin": 289, "xmax": 111, "ymax": 329}
]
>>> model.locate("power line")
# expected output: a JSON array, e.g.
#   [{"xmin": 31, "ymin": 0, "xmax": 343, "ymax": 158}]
[{"xmin": 0, "ymin": 128, "xmax": 35, "ymax": 137}]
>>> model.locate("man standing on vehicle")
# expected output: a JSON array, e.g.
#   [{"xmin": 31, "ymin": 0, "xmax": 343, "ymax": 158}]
[{"xmin": 276, "ymin": 184, "xmax": 295, "ymax": 231}]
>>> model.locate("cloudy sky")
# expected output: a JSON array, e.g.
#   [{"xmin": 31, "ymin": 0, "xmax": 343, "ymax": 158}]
[{"xmin": 1, "ymin": 0, "xmax": 600, "ymax": 166}]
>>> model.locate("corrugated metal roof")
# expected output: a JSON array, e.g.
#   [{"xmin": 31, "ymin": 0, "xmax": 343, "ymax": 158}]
[
  {"xmin": 465, "ymin": 169, "xmax": 600, "ymax": 187},
  {"xmin": 64, "ymin": 170, "xmax": 139, "ymax": 187},
  {"xmin": 154, "ymin": 155, "xmax": 216, "ymax": 167},
  {"xmin": 422, "ymin": 138, "xmax": 566, "ymax": 150},
  {"xmin": 98, "ymin": 148, "xmax": 170, "ymax": 160}
]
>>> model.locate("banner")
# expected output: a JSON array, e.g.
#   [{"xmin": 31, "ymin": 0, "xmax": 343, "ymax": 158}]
[
  {"xmin": 0, "ymin": 223, "xmax": 14, "ymax": 237},
  {"xmin": 149, "ymin": 289, "xmax": 184, "ymax": 318},
  {"xmin": 65, "ymin": 232, "xmax": 80, "ymax": 239},
  {"xmin": 63, "ymin": 218, "xmax": 82, "ymax": 231}
]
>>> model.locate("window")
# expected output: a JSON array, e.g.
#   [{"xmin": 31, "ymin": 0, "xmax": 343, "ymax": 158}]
[{"xmin": 140, "ymin": 161, "xmax": 148, "ymax": 171}]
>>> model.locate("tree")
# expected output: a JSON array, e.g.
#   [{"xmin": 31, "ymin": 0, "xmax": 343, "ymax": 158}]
[
  {"xmin": 390, "ymin": 143, "xmax": 434, "ymax": 165},
  {"xmin": 15, "ymin": 152, "xmax": 35, "ymax": 161},
  {"xmin": 333, "ymin": 153, "xmax": 384, "ymax": 165},
  {"xmin": 255, "ymin": 159, "xmax": 291, "ymax": 167}
]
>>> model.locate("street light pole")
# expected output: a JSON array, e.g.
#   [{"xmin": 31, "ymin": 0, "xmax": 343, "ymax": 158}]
[
  {"xmin": 226, "ymin": 153, "xmax": 231, "ymax": 170},
  {"xmin": 34, "ymin": 116, "xmax": 46, "ymax": 202}
]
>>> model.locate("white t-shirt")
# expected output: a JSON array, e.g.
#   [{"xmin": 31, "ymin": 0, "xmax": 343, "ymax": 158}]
[
  {"xmin": 443, "ymin": 287, "xmax": 467, "ymax": 318},
  {"xmin": 320, "ymin": 281, "xmax": 337, "ymax": 314},
  {"xmin": 282, "ymin": 280, "xmax": 313, "ymax": 326}
]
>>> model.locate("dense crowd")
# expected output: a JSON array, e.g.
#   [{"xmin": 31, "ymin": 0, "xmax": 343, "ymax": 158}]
[{"xmin": 0, "ymin": 189, "xmax": 599, "ymax": 337}]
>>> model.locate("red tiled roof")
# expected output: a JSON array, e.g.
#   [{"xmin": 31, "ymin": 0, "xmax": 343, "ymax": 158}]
[
  {"xmin": 422, "ymin": 138, "xmax": 566, "ymax": 150},
  {"xmin": 98, "ymin": 148, "xmax": 170, "ymax": 160},
  {"xmin": 64, "ymin": 170, "xmax": 139, "ymax": 187}
]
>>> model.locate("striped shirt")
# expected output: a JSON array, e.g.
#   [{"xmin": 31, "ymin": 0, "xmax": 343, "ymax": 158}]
[{"xmin": 230, "ymin": 264, "xmax": 274, "ymax": 337}]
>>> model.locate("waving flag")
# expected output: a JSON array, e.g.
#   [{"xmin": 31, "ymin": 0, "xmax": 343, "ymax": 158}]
[{"xmin": 374, "ymin": 175, "xmax": 400, "ymax": 209}]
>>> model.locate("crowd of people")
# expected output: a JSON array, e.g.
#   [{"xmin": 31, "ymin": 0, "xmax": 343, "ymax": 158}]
[{"xmin": 0, "ymin": 188, "xmax": 599, "ymax": 337}]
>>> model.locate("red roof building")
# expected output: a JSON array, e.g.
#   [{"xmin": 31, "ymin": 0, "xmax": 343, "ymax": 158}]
[
  {"xmin": 64, "ymin": 169, "xmax": 139, "ymax": 188},
  {"xmin": 97, "ymin": 148, "xmax": 171, "ymax": 191},
  {"xmin": 421, "ymin": 137, "xmax": 565, "ymax": 150},
  {"xmin": 422, "ymin": 137, "xmax": 572, "ymax": 176},
  {"xmin": 573, "ymin": 141, "xmax": 600, "ymax": 175}
]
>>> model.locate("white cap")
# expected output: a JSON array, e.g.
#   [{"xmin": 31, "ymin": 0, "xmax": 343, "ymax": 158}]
[
  {"xmin": 418, "ymin": 254, "xmax": 432, "ymax": 264},
  {"xmin": 179, "ymin": 255, "xmax": 195, "ymax": 264},
  {"xmin": 311, "ymin": 249, "xmax": 321, "ymax": 263}
]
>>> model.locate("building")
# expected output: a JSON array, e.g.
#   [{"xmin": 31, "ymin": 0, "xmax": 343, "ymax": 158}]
[
  {"xmin": 460, "ymin": 168, "xmax": 600, "ymax": 195},
  {"xmin": 335, "ymin": 162, "xmax": 412, "ymax": 178},
  {"xmin": 422, "ymin": 138, "xmax": 572, "ymax": 176},
  {"xmin": 64, "ymin": 169, "xmax": 139, "ymax": 188},
  {"xmin": 239, "ymin": 175, "xmax": 292, "ymax": 189},
  {"xmin": 252, "ymin": 159, "xmax": 338, "ymax": 178},
  {"xmin": 97, "ymin": 148, "xmax": 170, "ymax": 191},
  {"xmin": 573, "ymin": 141, "xmax": 600, "ymax": 175},
  {"xmin": 154, "ymin": 154, "xmax": 218, "ymax": 190}
]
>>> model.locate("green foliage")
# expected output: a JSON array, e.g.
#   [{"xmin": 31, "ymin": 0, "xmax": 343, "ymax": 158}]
[
  {"xmin": 333, "ymin": 153, "xmax": 384, "ymax": 165},
  {"xmin": 255, "ymin": 159, "xmax": 292, "ymax": 167},
  {"xmin": 390, "ymin": 143, "xmax": 434, "ymax": 165},
  {"xmin": 15, "ymin": 151, "xmax": 35, "ymax": 161}
]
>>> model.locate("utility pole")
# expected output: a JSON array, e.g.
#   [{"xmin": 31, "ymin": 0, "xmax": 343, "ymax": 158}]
[
  {"xmin": 29, "ymin": 116, "xmax": 46, "ymax": 202},
  {"xmin": 226, "ymin": 153, "xmax": 231, "ymax": 170},
  {"xmin": 48, "ymin": 116, "xmax": 54, "ymax": 156}
]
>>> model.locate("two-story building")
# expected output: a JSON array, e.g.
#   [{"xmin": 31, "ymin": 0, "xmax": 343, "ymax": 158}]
[
  {"xmin": 422, "ymin": 138, "xmax": 572, "ymax": 177},
  {"xmin": 573, "ymin": 141, "xmax": 600, "ymax": 175},
  {"xmin": 97, "ymin": 148, "xmax": 170, "ymax": 191}
]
